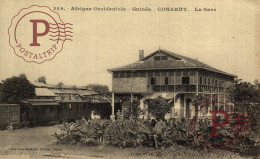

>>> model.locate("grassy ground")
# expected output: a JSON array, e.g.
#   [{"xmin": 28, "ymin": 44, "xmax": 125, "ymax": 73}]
[{"xmin": 0, "ymin": 126, "xmax": 258, "ymax": 159}]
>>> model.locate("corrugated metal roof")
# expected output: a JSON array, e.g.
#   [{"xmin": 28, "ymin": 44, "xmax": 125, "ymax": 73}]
[
  {"xmin": 0, "ymin": 104, "xmax": 19, "ymax": 107},
  {"xmin": 76, "ymin": 90, "xmax": 98, "ymax": 96},
  {"xmin": 30, "ymin": 103, "xmax": 59, "ymax": 106},
  {"xmin": 48, "ymin": 89, "xmax": 97, "ymax": 96},
  {"xmin": 24, "ymin": 99, "xmax": 58, "ymax": 102},
  {"xmin": 60, "ymin": 100, "xmax": 89, "ymax": 103},
  {"xmin": 107, "ymin": 49, "xmax": 236, "ymax": 77},
  {"xmin": 35, "ymin": 88, "xmax": 57, "ymax": 96},
  {"xmin": 31, "ymin": 82, "xmax": 89, "ymax": 90},
  {"xmin": 21, "ymin": 99, "xmax": 60, "ymax": 106}
]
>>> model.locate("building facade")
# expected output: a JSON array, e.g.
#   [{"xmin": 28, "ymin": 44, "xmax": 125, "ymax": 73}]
[
  {"xmin": 20, "ymin": 83, "xmax": 103, "ymax": 125},
  {"xmin": 108, "ymin": 49, "xmax": 236, "ymax": 119}
]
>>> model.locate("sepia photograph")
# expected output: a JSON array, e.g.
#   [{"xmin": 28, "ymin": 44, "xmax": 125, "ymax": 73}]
[{"xmin": 0, "ymin": 0, "xmax": 259, "ymax": 158}]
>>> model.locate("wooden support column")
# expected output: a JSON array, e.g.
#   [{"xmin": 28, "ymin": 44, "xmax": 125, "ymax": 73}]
[
  {"xmin": 196, "ymin": 71, "xmax": 199, "ymax": 96},
  {"xmin": 171, "ymin": 93, "xmax": 176, "ymax": 118},
  {"xmin": 111, "ymin": 93, "xmax": 115, "ymax": 121}
]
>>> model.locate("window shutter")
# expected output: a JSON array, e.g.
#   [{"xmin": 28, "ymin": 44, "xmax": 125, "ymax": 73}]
[
  {"xmin": 148, "ymin": 78, "xmax": 151, "ymax": 85},
  {"xmin": 161, "ymin": 77, "xmax": 165, "ymax": 85},
  {"xmin": 175, "ymin": 77, "xmax": 181, "ymax": 85},
  {"xmin": 155, "ymin": 77, "xmax": 160, "ymax": 85},
  {"xmin": 194, "ymin": 76, "xmax": 197, "ymax": 84},
  {"xmin": 169, "ymin": 77, "xmax": 175, "ymax": 85},
  {"xmin": 202, "ymin": 77, "xmax": 206, "ymax": 85},
  {"xmin": 190, "ymin": 77, "xmax": 195, "ymax": 85}
]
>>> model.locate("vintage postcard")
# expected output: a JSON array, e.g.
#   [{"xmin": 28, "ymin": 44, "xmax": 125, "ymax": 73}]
[{"xmin": 0, "ymin": 0, "xmax": 259, "ymax": 159}]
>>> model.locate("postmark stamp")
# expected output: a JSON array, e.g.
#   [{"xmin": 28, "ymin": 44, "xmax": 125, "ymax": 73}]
[
  {"xmin": 8, "ymin": 5, "xmax": 73, "ymax": 64},
  {"xmin": 187, "ymin": 95, "xmax": 252, "ymax": 154}
]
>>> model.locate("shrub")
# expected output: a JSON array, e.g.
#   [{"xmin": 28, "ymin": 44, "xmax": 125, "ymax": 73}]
[{"xmin": 54, "ymin": 117, "xmax": 258, "ymax": 152}]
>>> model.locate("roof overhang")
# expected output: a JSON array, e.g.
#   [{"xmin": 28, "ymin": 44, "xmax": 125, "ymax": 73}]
[
  {"xmin": 108, "ymin": 67, "xmax": 236, "ymax": 77},
  {"xmin": 107, "ymin": 49, "xmax": 237, "ymax": 78}
]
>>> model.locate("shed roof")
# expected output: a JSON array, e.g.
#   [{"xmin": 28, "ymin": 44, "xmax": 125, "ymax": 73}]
[
  {"xmin": 49, "ymin": 89, "xmax": 98, "ymax": 96},
  {"xmin": 21, "ymin": 99, "xmax": 60, "ymax": 106},
  {"xmin": 0, "ymin": 104, "xmax": 19, "ymax": 107},
  {"xmin": 35, "ymin": 88, "xmax": 57, "ymax": 97},
  {"xmin": 32, "ymin": 82, "xmax": 89, "ymax": 90}
]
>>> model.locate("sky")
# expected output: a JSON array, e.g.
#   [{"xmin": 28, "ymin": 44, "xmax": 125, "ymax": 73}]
[{"xmin": 0, "ymin": 0, "xmax": 259, "ymax": 89}]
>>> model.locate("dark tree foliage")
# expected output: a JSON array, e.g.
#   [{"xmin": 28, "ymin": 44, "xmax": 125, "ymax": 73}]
[
  {"xmin": 19, "ymin": 73, "xmax": 27, "ymax": 79},
  {"xmin": 86, "ymin": 84, "xmax": 110, "ymax": 94},
  {"xmin": 121, "ymin": 99, "xmax": 140, "ymax": 118},
  {"xmin": 147, "ymin": 96, "xmax": 171, "ymax": 120},
  {"xmin": 1, "ymin": 76, "xmax": 35, "ymax": 103},
  {"xmin": 57, "ymin": 82, "xmax": 64, "ymax": 88},
  {"xmin": 227, "ymin": 78, "xmax": 260, "ymax": 104},
  {"xmin": 0, "ymin": 83, "xmax": 3, "ymax": 103},
  {"xmin": 37, "ymin": 76, "xmax": 47, "ymax": 84}
]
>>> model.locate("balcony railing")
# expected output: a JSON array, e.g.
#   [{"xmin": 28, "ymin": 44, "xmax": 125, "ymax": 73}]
[
  {"xmin": 198, "ymin": 85, "xmax": 225, "ymax": 93},
  {"xmin": 147, "ymin": 85, "xmax": 196, "ymax": 93}
]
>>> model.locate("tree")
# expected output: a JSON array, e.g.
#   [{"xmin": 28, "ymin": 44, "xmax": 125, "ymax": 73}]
[
  {"xmin": 253, "ymin": 79, "xmax": 260, "ymax": 103},
  {"xmin": 0, "ymin": 83, "xmax": 3, "ymax": 103},
  {"xmin": 1, "ymin": 75, "xmax": 35, "ymax": 103},
  {"xmin": 86, "ymin": 84, "xmax": 110, "ymax": 94},
  {"xmin": 19, "ymin": 73, "xmax": 27, "ymax": 79},
  {"xmin": 227, "ymin": 78, "xmax": 259, "ymax": 104},
  {"xmin": 121, "ymin": 99, "xmax": 140, "ymax": 119},
  {"xmin": 57, "ymin": 82, "xmax": 64, "ymax": 88},
  {"xmin": 147, "ymin": 96, "xmax": 171, "ymax": 120},
  {"xmin": 37, "ymin": 76, "xmax": 47, "ymax": 84}
]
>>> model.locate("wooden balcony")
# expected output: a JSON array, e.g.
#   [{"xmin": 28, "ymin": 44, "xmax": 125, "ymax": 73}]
[{"xmin": 147, "ymin": 85, "xmax": 196, "ymax": 93}]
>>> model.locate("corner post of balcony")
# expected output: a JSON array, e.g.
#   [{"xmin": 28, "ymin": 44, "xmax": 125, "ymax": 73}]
[
  {"xmin": 196, "ymin": 71, "xmax": 199, "ymax": 96},
  {"xmin": 110, "ymin": 93, "xmax": 115, "ymax": 121}
]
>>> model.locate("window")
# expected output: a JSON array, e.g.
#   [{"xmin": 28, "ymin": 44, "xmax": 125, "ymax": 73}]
[
  {"xmin": 140, "ymin": 72, "xmax": 146, "ymax": 77},
  {"xmin": 165, "ymin": 77, "xmax": 168, "ymax": 85},
  {"xmin": 204, "ymin": 78, "xmax": 206, "ymax": 85},
  {"xmin": 175, "ymin": 71, "xmax": 181, "ymax": 76},
  {"xmin": 208, "ymin": 78, "xmax": 210, "ymax": 86},
  {"xmin": 148, "ymin": 72, "xmax": 153, "ymax": 77},
  {"xmin": 182, "ymin": 77, "xmax": 190, "ymax": 84},
  {"xmin": 83, "ymin": 105, "xmax": 86, "ymax": 110},
  {"xmin": 150, "ymin": 78, "xmax": 155, "ymax": 85},
  {"xmin": 154, "ymin": 71, "xmax": 160, "ymax": 76},
  {"xmin": 113, "ymin": 73, "xmax": 119, "ymax": 78},
  {"xmin": 161, "ymin": 71, "xmax": 167, "ymax": 76},
  {"xmin": 190, "ymin": 71, "xmax": 195, "ymax": 76},
  {"xmin": 161, "ymin": 56, "xmax": 168, "ymax": 60},
  {"xmin": 120, "ymin": 72, "xmax": 125, "ymax": 78},
  {"xmin": 199, "ymin": 77, "xmax": 202, "ymax": 85},
  {"xmin": 183, "ymin": 71, "xmax": 188, "ymax": 76},
  {"xmin": 132, "ymin": 72, "xmax": 139, "ymax": 77},
  {"xmin": 154, "ymin": 56, "xmax": 160, "ymax": 61},
  {"xmin": 125, "ymin": 72, "xmax": 131, "ymax": 78},
  {"xmin": 168, "ymin": 71, "xmax": 174, "ymax": 76}
]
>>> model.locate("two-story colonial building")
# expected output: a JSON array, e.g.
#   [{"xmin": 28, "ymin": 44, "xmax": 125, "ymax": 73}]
[{"xmin": 108, "ymin": 49, "xmax": 236, "ymax": 119}]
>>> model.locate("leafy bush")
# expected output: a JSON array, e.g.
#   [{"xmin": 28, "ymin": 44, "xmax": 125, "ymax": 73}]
[
  {"xmin": 54, "ymin": 117, "xmax": 258, "ymax": 152},
  {"xmin": 147, "ymin": 96, "xmax": 171, "ymax": 120},
  {"xmin": 54, "ymin": 119, "xmax": 110, "ymax": 146}
]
